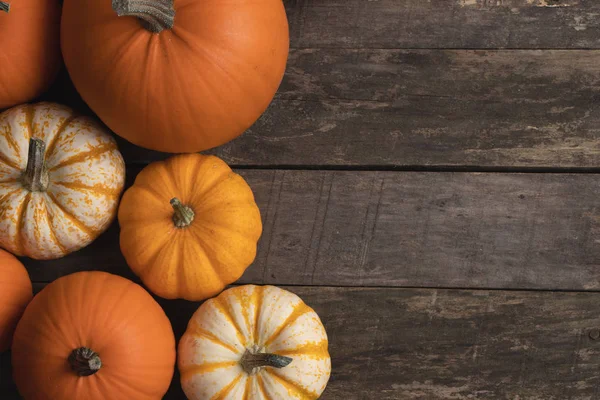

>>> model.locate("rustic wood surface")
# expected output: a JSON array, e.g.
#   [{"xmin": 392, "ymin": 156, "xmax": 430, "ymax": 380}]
[
  {"xmin": 5, "ymin": 286, "xmax": 600, "ymax": 399},
  {"xmin": 116, "ymin": 49, "xmax": 600, "ymax": 168},
  {"xmin": 22, "ymin": 169, "xmax": 600, "ymax": 291},
  {"xmin": 284, "ymin": 0, "xmax": 600, "ymax": 50},
  {"xmin": 2, "ymin": 0, "xmax": 600, "ymax": 399}
]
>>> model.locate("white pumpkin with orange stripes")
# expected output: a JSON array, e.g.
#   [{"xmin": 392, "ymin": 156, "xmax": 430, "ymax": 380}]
[
  {"xmin": 0, "ymin": 102, "xmax": 125, "ymax": 260},
  {"xmin": 178, "ymin": 285, "xmax": 331, "ymax": 400}
]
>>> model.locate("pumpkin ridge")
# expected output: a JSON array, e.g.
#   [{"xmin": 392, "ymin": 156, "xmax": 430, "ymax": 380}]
[
  {"xmin": 124, "ymin": 226, "xmax": 173, "ymax": 277},
  {"xmin": 175, "ymin": 29, "xmax": 258, "ymax": 113},
  {"xmin": 272, "ymin": 340, "xmax": 330, "ymax": 360},
  {"xmin": 213, "ymin": 295, "xmax": 247, "ymax": 346},
  {"xmin": 52, "ymin": 180, "xmax": 123, "ymax": 198},
  {"xmin": 180, "ymin": 361, "xmax": 238, "ymax": 381},
  {"xmin": 0, "ymin": 122, "xmax": 20, "ymax": 170},
  {"xmin": 268, "ymin": 370, "xmax": 319, "ymax": 400},
  {"xmin": 209, "ymin": 373, "xmax": 243, "ymax": 400},
  {"xmin": 263, "ymin": 303, "xmax": 313, "ymax": 348},
  {"xmin": 45, "ymin": 191, "xmax": 97, "ymax": 237},
  {"xmin": 190, "ymin": 326, "xmax": 240, "ymax": 354},
  {"xmin": 186, "ymin": 227, "xmax": 229, "ymax": 287},
  {"xmin": 14, "ymin": 192, "xmax": 31, "ymax": 256},
  {"xmin": 242, "ymin": 378, "xmax": 252, "ymax": 400},
  {"xmin": 42, "ymin": 198, "xmax": 68, "ymax": 255},
  {"xmin": 0, "ymin": 150, "xmax": 20, "ymax": 171},
  {"xmin": 0, "ymin": 117, "xmax": 22, "ymax": 165},
  {"xmin": 23, "ymin": 105, "xmax": 34, "ymax": 141},
  {"xmin": 187, "ymin": 160, "xmax": 234, "ymax": 204},
  {"xmin": 0, "ymin": 186, "xmax": 23, "ymax": 206},
  {"xmin": 256, "ymin": 374, "xmax": 269, "ymax": 400},
  {"xmin": 48, "ymin": 142, "xmax": 116, "ymax": 172},
  {"xmin": 43, "ymin": 115, "xmax": 77, "ymax": 160},
  {"xmin": 96, "ymin": 298, "xmax": 155, "ymax": 355},
  {"xmin": 252, "ymin": 285, "xmax": 264, "ymax": 345}
]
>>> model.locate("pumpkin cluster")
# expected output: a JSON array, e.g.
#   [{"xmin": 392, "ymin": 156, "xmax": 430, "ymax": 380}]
[{"xmin": 0, "ymin": 0, "xmax": 331, "ymax": 399}]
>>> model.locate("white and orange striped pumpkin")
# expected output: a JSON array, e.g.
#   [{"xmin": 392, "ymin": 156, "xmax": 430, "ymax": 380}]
[
  {"xmin": 0, "ymin": 102, "xmax": 125, "ymax": 260},
  {"xmin": 178, "ymin": 285, "xmax": 331, "ymax": 400}
]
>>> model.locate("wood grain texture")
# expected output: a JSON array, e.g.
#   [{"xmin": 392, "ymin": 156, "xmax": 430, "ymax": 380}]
[
  {"xmin": 117, "ymin": 49, "xmax": 600, "ymax": 168},
  {"xmin": 284, "ymin": 0, "xmax": 600, "ymax": 49},
  {"xmin": 23, "ymin": 169, "xmax": 600, "ymax": 291},
  {"xmin": 4, "ymin": 286, "xmax": 600, "ymax": 399}
]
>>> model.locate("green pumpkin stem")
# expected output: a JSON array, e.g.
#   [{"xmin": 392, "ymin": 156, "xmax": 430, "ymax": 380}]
[
  {"xmin": 21, "ymin": 138, "xmax": 49, "ymax": 192},
  {"xmin": 112, "ymin": 0, "xmax": 175, "ymax": 34},
  {"xmin": 240, "ymin": 350, "xmax": 293, "ymax": 375},
  {"xmin": 171, "ymin": 198, "xmax": 195, "ymax": 228},
  {"xmin": 0, "ymin": 2, "xmax": 9, "ymax": 12},
  {"xmin": 68, "ymin": 347, "xmax": 102, "ymax": 377}
]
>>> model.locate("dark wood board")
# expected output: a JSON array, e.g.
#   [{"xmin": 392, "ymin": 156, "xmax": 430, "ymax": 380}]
[
  {"xmin": 285, "ymin": 0, "xmax": 600, "ymax": 50},
  {"xmin": 23, "ymin": 169, "xmax": 600, "ymax": 291},
  {"xmin": 114, "ymin": 49, "xmax": 600, "ymax": 168},
  {"xmin": 4, "ymin": 286, "xmax": 600, "ymax": 399}
]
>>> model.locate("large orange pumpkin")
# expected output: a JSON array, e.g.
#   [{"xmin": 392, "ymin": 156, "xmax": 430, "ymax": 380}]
[
  {"xmin": 0, "ymin": 249, "xmax": 32, "ymax": 352},
  {"xmin": 60, "ymin": 0, "xmax": 289, "ymax": 153},
  {"xmin": 12, "ymin": 271, "xmax": 176, "ymax": 400},
  {"xmin": 0, "ymin": 0, "xmax": 61, "ymax": 109},
  {"xmin": 118, "ymin": 154, "xmax": 262, "ymax": 301}
]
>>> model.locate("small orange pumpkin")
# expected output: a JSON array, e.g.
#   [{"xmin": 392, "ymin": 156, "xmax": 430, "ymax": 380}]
[
  {"xmin": 0, "ymin": 0, "xmax": 61, "ymax": 109},
  {"xmin": 11, "ymin": 271, "xmax": 176, "ymax": 400},
  {"xmin": 60, "ymin": 0, "xmax": 289, "ymax": 153},
  {"xmin": 0, "ymin": 249, "xmax": 32, "ymax": 352},
  {"xmin": 118, "ymin": 154, "xmax": 262, "ymax": 301}
]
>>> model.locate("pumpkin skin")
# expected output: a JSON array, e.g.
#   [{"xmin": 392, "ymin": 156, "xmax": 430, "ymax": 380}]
[
  {"xmin": 0, "ymin": 249, "xmax": 32, "ymax": 352},
  {"xmin": 118, "ymin": 154, "xmax": 262, "ymax": 301},
  {"xmin": 0, "ymin": 102, "xmax": 125, "ymax": 260},
  {"xmin": 12, "ymin": 271, "xmax": 176, "ymax": 400},
  {"xmin": 179, "ymin": 285, "xmax": 331, "ymax": 400},
  {"xmin": 0, "ymin": 0, "xmax": 61, "ymax": 109},
  {"xmin": 61, "ymin": 0, "xmax": 289, "ymax": 153}
]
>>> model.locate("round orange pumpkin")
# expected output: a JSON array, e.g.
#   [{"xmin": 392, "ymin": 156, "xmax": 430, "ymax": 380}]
[
  {"xmin": 60, "ymin": 0, "xmax": 289, "ymax": 153},
  {"xmin": 0, "ymin": 249, "xmax": 32, "ymax": 352},
  {"xmin": 118, "ymin": 153, "xmax": 262, "ymax": 301},
  {"xmin": 0, "ymin": 0, "xmax": 61, "ymax": 109},
  {"xmin": 11, "ymin": 271, "xmax": 176, "ymax": 400}
]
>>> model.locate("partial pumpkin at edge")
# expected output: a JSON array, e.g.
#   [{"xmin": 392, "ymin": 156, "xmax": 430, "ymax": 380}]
[{"xmin": 61, "ymin": 0, "xmax": 290, "ymax": 153}]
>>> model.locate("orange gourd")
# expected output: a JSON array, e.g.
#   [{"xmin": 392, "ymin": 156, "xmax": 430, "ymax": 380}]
[
  {"xmin": 118, "ymin": 154, "xmax": 262, "ymax": 301},
  {"xmin": 0, "ymin": 0, "xmax": 61, "ymax": 109},
  {"xmin": 12, "ymin": 271, "xmax": 176, "ymax": 400},
  {"xmin": 60, "ymin": 0, "xmax": 289, "ymax": 153},
  {"xmin": 0, "ymin": 249, "xmax": 32, "ymax": 352}
]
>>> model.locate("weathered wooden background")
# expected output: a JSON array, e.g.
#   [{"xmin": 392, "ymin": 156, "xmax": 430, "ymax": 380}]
[{"xmin": 2, "ymin": 0, "xmax": 600, "ymax": 398}]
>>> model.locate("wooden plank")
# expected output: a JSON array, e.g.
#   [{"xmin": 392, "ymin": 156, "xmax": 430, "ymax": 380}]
[
  {"xmin": 285, "ymin": 0, "xmax": 600, "ymax": 49},
  {"xmin": 116, "ymin": 49, "xmax": 600, "ymax": 168},
  {"xmin": 23, "ymin": 169, "xmax": 600, "ymax": 291},
  {"xmin": 4, "ymin": 286, "xmax": 600, "ymax": 399}
]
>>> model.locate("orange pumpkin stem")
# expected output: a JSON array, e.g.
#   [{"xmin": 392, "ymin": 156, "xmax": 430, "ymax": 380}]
[
  {"xmin": 68, "ymin": 347, "xmax": 102, "ymax": 377},
  {"xmin": 112, "ymin": 0, "xmax": 175, "ymax": 34},
  {"xmin": 21, "ymin": 138, "xmax": 49, "ymax": 192},
  {"xmin": 170, "ymin": 198, "xmax": 195, "ymax": 228},
  {"xmin": 240, "ymin": 350, "xmax": 293, "ymax": 375},
  {"xmin": 0, "ymin": 2, "xmax": 9, "ymax": 12}
]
